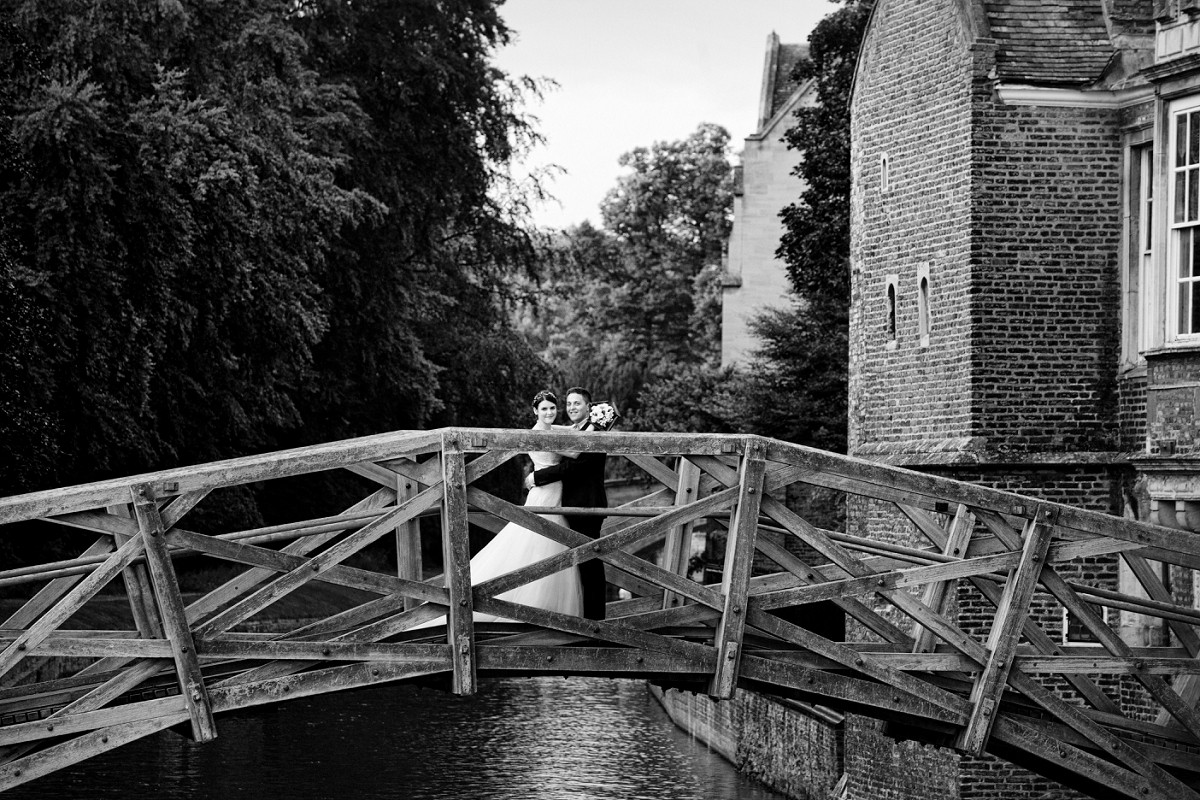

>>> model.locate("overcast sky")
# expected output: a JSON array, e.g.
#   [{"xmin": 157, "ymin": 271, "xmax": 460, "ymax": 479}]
[{"xmin": 493, "ymin": 0, "xmax": 834, "ymax": 229}]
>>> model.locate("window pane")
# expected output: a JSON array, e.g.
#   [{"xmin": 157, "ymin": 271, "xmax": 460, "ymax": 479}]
[
  {"xmin": 1191, "ymin": 282, "xmax": 1200, "ymax": 334},
  {"xmin": 1178, "ymin": 113, "xmax": 1188, "ymax": 167},
  {"xmin": 1191, "ymin": 170, "xmax": 1199, "ymax": 222},
  {"xmin": 1146, "ymin": 197, "xmax": 1154, "ymax": 251},
  {"xmin": 1180, "ymin": 281, "xmax": 1190, "ymax": 335},
  {"xmin": 1177, "ymin": 171, "xmax": 1187, "ymax": 222},
  {"xmin": 1190, "ymin": 112, "xmax": 1200, "ymax": 164},
  {"xmin": 1181, "ymin": 229, "xmax": 1192, "ymax": 280},
  {"xmin": 1192, "ymin": 231, "xmax": 1200, "ymax": 278}
]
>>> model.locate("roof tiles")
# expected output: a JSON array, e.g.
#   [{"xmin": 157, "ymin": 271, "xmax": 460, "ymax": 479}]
[{"xmin": 983, "ymin": 0, "xmax": 1117, "ymax": 85}]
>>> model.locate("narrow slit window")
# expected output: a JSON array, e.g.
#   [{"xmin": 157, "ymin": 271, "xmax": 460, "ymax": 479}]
[
  {"xmin": 880, "ymin": 153, "xmax": 890, "ymax": 194},
  {"xmin": 887, "ymin": 283, "xmax": 897, "ymax": 342},
  {"xmin": 918, "ymin": 275, "xmax": 930, "ymax": 343}
]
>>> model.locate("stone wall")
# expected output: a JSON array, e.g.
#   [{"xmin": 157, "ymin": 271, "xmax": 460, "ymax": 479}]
[
  {"xmin": 651, "ymin": 685, "xmax": 844, "ymax": 800},
  {"xmin": 721, "ymin": 103, "xmax": 807, "ymax": 367}
]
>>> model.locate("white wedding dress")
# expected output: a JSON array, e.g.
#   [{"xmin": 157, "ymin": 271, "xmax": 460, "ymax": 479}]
[{"xmin": 416, "ymin": 448, "xmax": 583, "ymax": 628}]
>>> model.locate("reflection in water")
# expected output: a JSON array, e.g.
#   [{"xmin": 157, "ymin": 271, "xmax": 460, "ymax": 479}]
[{"xmin": 9, "ymin": 678, "xmax": 786, "ymax": 800}]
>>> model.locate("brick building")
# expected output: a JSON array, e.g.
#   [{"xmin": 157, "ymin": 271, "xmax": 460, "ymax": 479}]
[
  {"xmin": 848, "ymin": 0, "xmax": 1200, "ymax": 798},
  {"xmin": 720, "ymin": 33, "xmax": 815, "ymax": 366}
]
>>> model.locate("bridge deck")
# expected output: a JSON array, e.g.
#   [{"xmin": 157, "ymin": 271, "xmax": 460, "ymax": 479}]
[{"xmin": 1, "ymin": 428, "xmax": 1199, "ymax": 799}]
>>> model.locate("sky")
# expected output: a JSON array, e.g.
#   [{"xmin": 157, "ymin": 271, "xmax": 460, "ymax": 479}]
[{"xmin": 492, "ymin": 0, "xmax": 835, "ymax": 230}]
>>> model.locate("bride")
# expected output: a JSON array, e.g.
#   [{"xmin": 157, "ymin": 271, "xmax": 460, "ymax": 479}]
[{"xmin": 420, "ymin": 389, "xmax": 583, "ymax": 627}]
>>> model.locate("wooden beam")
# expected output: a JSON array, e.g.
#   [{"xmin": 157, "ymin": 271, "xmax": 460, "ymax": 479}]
[
  {"xmin": 184, "ymin": 488, "xmax": 396, "ymax": 626},
  {"xmin": 392, "ymin": 461, "xmax": 423, "ymax": 611},
  {"xmin": 194, "ymin": 485, "xmax": 442, "ymax": 635},
  {"xmin": 0, "ymin": 533, "xmax": 146, "ymax": 681},
  {"xmin": 661, "ymin": 457, "xmax": 701, "ymax": 609},
  {"xmin": 710, "ymin": 448, "xmax": 766, "ymax": 699},
  {"xmin": 972, "ymin": 509, "xmax": 1121, "ymax": 715},
  {"xmin": 959, "ymin": 511, "xmax": 1055, "ymax": 754},
  {"xmin": 0, "ymin": 715, "xmax": 185, "ymax": 793},
  {"xmin": 440, "ymin": 435, "xmax": 475, "ymax": 695},
  {"xmin": 989, "ymin": 716, "xmax": 1169, "ymax": 800},
  {"xmin": 1121, "ymin": 551, "xmax": 1200, "ymax": 727},
  {"xmin": 107, "ymin": 504, "xmax": 165, "ymax": 641},
  {"xmin": 623, "ymin": 453, "xmax": 681, "ymax": 490},
  {"xmin": 475, "ymin": 486, "xmax": 739, "ymax": 603},
  {"xmin": 130, "ymin": 483, "xmax": 217, "ymax": 743},
  {"xmin": 752, "ymin": 533, "xmax": 915, "ymax": 647},
  {"xmin": 745, "ymin": 608, "xmax": 967, "ymax": 719},
  {"xmin": 914, "ymin": 504, "xmax": 975, "ymax": 653},
  {"xmin": 753, "ymin": 550, "xmax": 1020, "ymax": 608},
  {"xmin": 0, "ymin": 429, "xmax": 440, "ymax": 524},
  {"xmin": 1, "ymin": 537, "xmax": 114, "ymax": 629}
]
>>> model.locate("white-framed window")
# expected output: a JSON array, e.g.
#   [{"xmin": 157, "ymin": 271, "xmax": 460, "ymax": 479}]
[
  {"xmin": 1168, "ymin": 98, "xmax": 1200, "ymax": 340},
  {"xmin": 1062, "ymin": 603, "xmax": 1111, "ymax": 645},
  {"xmin": 1123, "ymin": 143, "xmax": 1152, "ymax": 366}
]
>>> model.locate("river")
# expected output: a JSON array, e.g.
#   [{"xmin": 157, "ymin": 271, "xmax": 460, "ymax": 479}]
[{"xmin": 8, "ymin": 677, "xmax": 788, "ymax": 799}]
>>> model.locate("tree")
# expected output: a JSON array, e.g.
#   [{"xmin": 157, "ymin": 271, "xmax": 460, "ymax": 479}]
[
  {"xmin": 777, "ymin": 1, "xmax": 870, "ymax": 315},
  {"xmin": 0, "ymin": 0, "xmax": 552, "ymax": 517},
  {"xmin": 632, "ymin": 2, "xmax": 868, "ymax": 451},
  {"xmin": 523, "ymin": 124, "xmax": 733, "ymax": 415},
  {"xmin": 741, "ymin": 0, "xmax": 870, "ymax": 452}
]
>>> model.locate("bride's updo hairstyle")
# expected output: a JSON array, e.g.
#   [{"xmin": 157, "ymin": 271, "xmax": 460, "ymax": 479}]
[{"xmin": 531, "ymin": 389, "xmax": 557, "ymax": 408}]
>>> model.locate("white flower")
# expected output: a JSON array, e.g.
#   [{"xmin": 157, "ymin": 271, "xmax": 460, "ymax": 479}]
[{"xmin": 589, "ymin": 402, "xmax": 619, "ymax": 429}]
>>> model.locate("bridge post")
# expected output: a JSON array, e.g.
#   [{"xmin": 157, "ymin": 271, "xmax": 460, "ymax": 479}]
[
  {"xmin": 106, "ymin": 503, "xmax": 166, "ymax": 640},
  {"xmin": 392, "ymin": 460, "xmax": 423, "ymax": 610},
  {"xmin": 661, "ymin": 457, "xmax": 701, "ymax": 609},
  {"xmin": 129, "ymin": 483, "xmax": 217, "ymax": 742},
  {"xmin": 440, "ymin": 435, "xmax": 477, "ymax": 695},
  {"xmin": 709, "ymin": 443, "xmax": 766, "ymax": 699}
]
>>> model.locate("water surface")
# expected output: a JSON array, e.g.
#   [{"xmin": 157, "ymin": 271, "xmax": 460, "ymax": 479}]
[{"xmin": 9, "ymin": 677, "xmax": 787, "ymax": 800}]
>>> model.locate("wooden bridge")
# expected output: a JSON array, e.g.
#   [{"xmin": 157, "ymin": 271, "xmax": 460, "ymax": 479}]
[{"xmin": 2, "ymin": 428, "xmax": 1200, "ymax": 798}]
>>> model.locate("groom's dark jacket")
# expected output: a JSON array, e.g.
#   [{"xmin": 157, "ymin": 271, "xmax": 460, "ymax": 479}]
[{"xmin": 531, "ymin": 420, "xmax": 607, "ymax": 535}]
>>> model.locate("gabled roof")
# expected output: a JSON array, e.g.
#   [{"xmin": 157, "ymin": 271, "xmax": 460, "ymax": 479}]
[
  {"xmin": 771, "ymin": 43, "xmax": 810, "ymax": 116},
  {"xmin": 757, "ymin": 33, "xmax": 811, "ymax": 131},
  {"xmin": 982, "ymin": 0, "xmax": 1154, "ymax": 86}
]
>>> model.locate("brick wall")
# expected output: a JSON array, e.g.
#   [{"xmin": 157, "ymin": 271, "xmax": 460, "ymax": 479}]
[
  {"xmin": 652, "ymin": 686, "xmax": 844, "ymax": 800},
  {"xmin": 1146, "ymin": 353, "xmax": 1200, "ymax": 455},
  {"xmin": 971, "ymin": 102, "xmax": 1123, "ymax": 454},
  {"xmin": 845, "ymin": 717, "xmax": 959, "ymax": 800},
  {"xmin": 849, "ymin": 0, "xmax": 979, "ymax": 456},
  {"xmin": 1119, "ymin": 373, "xmax": 1148, "ymax": 452}
]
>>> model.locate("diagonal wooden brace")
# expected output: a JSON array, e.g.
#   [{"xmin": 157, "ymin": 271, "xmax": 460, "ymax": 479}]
[
  {"xmin": 130, "ymin": 483, "xmax": 217, "ymax": 742},
  {"xmin": 913, "ymin": 503, "xmax": 975, "ymax": 653},
  {"xmin": 661, "ymin": 457, "xmax": 701, "ymax": 609},
  {"xmin": 959, "ymin": 509, "xmax": 1055, "ymax": 754},
  {"xmin": 709, "ymin": 445, "xmax": 766, "ymax": 699}
]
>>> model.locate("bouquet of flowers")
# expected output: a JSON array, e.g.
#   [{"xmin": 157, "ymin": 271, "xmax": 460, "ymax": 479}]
[{"xmin": 588, "ymin": 401, "xmax": 621, "ymax": 431}]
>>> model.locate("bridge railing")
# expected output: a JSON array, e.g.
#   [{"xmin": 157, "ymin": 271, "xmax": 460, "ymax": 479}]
[{"xmin": 1, "ymin": 428, "xmax": 1200, "ymax": 800}]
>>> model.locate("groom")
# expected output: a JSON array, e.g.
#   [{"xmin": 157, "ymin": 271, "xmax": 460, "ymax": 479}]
[{"xmin": 525, "ymin": 386, "xmax": 608, "ymax": 619}]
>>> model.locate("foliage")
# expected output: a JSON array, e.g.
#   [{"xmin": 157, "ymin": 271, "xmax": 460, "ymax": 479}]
[
  {"xmin": 737, "ymin": 0, "xmax": 869, "ymax": 452},
  {"xmin": 0, "ymin": 0, "xmax": 551, "ymax": 514},
  {"xmin": 633, "ymin": 2, "xmax": 867, "ymax": 451},
  {"xmin": 522, "ymin": 124, "xmax": 733, "ymax": 416},
  {"xmin": 777, "ymin": 0, "xmax": 870, "ymax": 315}
]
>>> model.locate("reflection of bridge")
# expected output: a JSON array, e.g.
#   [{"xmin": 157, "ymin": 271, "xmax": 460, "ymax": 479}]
[{"xmin": 2, "ymin": 429, "xmax": 1200, "ymax": 798}]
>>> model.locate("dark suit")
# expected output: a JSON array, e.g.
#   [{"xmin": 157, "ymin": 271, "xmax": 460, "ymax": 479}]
[{"xmin": 532, "ymin": 421, "xmax": 608, "ymax": 619}]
